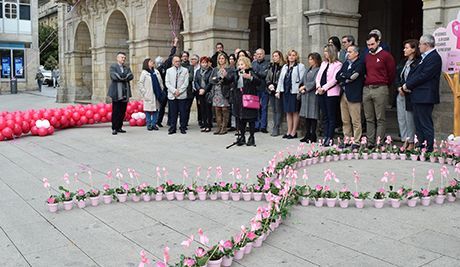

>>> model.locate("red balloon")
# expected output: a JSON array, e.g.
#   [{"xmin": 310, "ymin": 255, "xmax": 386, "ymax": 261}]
[
  {"xmin": 98, "ymin": 108, "xmax": 107, "ymax": 117},
  {"xmin": 126, "ymin": 105, "xmax": 133, "ymax": 114},
  {"xmin": 43, "ymin": 112, "xmax": 52, "ymax": 121},
  {"xmin": 0, "ymin": 119, "xmax": 6, "ymax": 130},
  {"xmin": 80, "ymin": 116, "xmax": 88, "ymax": 125},
  {"xmin": 0, "ymin": 133, "xmax": 4, "ymax": 141},
  {"xmin": 93, "ymin": 113, "xmax": 101, "ymax": 122},
  {"xmin": 97, "ymin": 103, "xmax": 105, "ymax": 109},
  {"xmin": 23, "ymin": 112, "xmax": 31, "ymax": 122},
  {"xmin": 38, "ymin": 127, "xmax": 48, "ymax": 136},
  {"xmin": 64, "ymin": 110, "xmax": 72, "ymax": 119},
  {"xmin": 129, "ymin": 118, "xmax": 136, "ymax": 126},
  {"xmin": 88, "ymin": 119, "xmax": 95, "ymax": 125},
  {"xmin": 13, "ymin": 124, "xmax": 22, "ymax": 136},
  {"xmin": 78, "ymin": 108, "xmax": 86, "ymax": 116},
  {"xmin": 6, "ymin": 119, "xmax": 15, "ymax": 129},
  {"xmin": 5, "ymin": 114, "xmax": 13, "ymax": 120},
  {"xmin": 136, "ymin": 118, "xmax": 145, "ymax": 126},
  {"xmin": 21, "ymin": 121, "xmax": 30, "ymax": 134},
  {"xmin": 106, "ymin": 112, "xmax": 112, "ymax": 121},
  {"xmin": 72, "ymin": 112, "xmax": 81, "ymax": 121},
  {"xmin": 49, "ymin": 117, "xmax": 58, "ymax": 126},
  {"xmin": 32, "ymin": 113, "xmax": 40, "ymax": 121},
  {"xmin": 14, "ymin": 116, "xmax": 23, "ymax": 124},
  {"xmin": 85, "ymin": 110, "xmax": 94, "ymax": 119},
  {"xmin": 70, "ymin": 118, "xmax": 76, "ymax": 127},
  {"xmin": 47, "ymin": 126, "xmax": 55, "ymax": 135},
  {"xmin": 2, "ymin": 127, "xmax": 13, "ymax": 139},
  {"xmin": 105, "ymin": 104, "xmax": 112, "ymax": 112}
]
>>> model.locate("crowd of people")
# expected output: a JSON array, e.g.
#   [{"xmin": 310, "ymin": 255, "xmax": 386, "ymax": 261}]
[{"xmin": 108, "ymin": 29, "xmax": 442, "ymax": 151}]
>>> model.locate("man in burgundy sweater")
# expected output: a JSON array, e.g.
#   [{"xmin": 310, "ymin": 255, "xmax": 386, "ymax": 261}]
[{"xmin": 363, "ymin": 33, "xmax": 396, "ymax": 148}]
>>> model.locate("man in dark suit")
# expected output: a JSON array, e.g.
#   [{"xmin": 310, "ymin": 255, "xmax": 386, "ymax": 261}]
[
  {"xmin": 403, "ymin": 34, "xmax": 442, "ymax": 152},
  {"xmin": 107, "ymin": 52, "xmax": 133, "ymax": 135},
  {"xmin": 336, "ymin": 45, "xmax": 365, "ymax": 149}
]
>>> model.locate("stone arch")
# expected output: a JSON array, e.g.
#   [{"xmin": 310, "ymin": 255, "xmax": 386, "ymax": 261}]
[
  {"xmin": 73, "ymin": 21, "xmax": 93, "ymax": 102},
  {"xmin": 147, "ymin": 0, "xmax": 184, "ymax": 58},
  {"xmin": 105, "ymin": 10, "xmax": 130, "ymax": 52}
]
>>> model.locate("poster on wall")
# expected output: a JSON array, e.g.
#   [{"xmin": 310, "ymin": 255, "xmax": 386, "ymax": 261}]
[
  {"xmin": 2, "ymin": 57, "xmax": 11, "ymax": 77},
  {"xmin": 14, "ymin": 57, "xmax": 24, "ymax": 77},
  {"xmin": 433, "ymin": 11, "xmax": 460, "ymax": 74}
]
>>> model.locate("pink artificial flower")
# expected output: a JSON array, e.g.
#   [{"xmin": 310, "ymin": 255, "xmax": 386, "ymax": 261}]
[
  {"xmin": 64, "ymin": 191, "xmax": 71, "ymax": 199},
  {"xmin": 42, "ymin": 178, "xmax": 50, "ymax": 189},
  {"xmin": 231, "ymin": 183, "xmax": 238, "ymax": 190},
  {"xmin": 92, "ymin": 189, "xmax": 99, "ymax": 195},
  {"xmin": 156, "ymin": 185, "xmax": 164, "ymax": 192},
  {"xmin": 219, "ymin": 181, "xmax": 226, "ymax": 187},
  {"xmin": 242, "ymin": 185, "xmax": 248, "ymax": 192},
  {"xmin": 138, "ymin": 250, "xmax": 150, "ymax": 267},
  {"xmin": 438, "ymin": 188, "xmax": 445, "ymax": 195},
  {"xmin": 262, "ymin": 183, "xmax": 270, "ymax": 191},
  {"xmin": 397, "ymin": 188, "xmax": 404, "ymax": 195},
  {"xmin": 163, "ymin": 247, "xmax": 169, "ymax": 265},
  {"xmin": 450, "ymin": 180, "xmax": 458, "ymax": 187},
  {"xmin": 340, "ymin": 187, "xmax": 349, "ymax": 192},
  {"xmin": 195, "ymin": 247, "xmax": 206, "ymax": 258},
  {"xmin": 385, "ymin": 135, "xmax": 392, "ymax": 145},
  {"xmin": 156, "ymin": 261, "xmax": 166, "ymax": 267},
  {"xmin": 181, "ymin": 234, "xmax": 194, "ymax": 249},
  {"xmin": 254, "ymin": 185, "xmax": 261, "ymax": 191},
  {"xmin": 273, "ymin": 179, "xmax": 282, "ymax": 189},
  {"xmin": 222, "ymin": 240, "xmax": 233, "ymax": 249},
  {"xmin": 140, "ymin": 182, "xmax": 148, "ymax": 189},
  {"xmin": 352, "ymin": 192, "xmax": 359, "ymax": 198},
  {"xmin": 47, "ymin": 197, "xmax": 56, "ymax": 204},
  {"xmin": 166, "ymin": 180, "xmax": 173, "ymax": 186},
  {"xmin": 407, "ymin": 191, "xmax": 414, "ymax": 198},
  {"xmin": 247, "ymin": 231, "xmax": 257, "ymax": 241},
  {"xmin": 315, "ymin": 184, "xmax": 323, "ymax": 191},
  {"xmin": 378, "ymin": 187, "xmax": 385, "ymax": 193},
  {"xmin": 122, "ymin": 183, "xmax": 130, "ymax": 190},
  {"xmin": 184, "ymin": 258, "xmax": 196, "ymax": 267},
  {"xmin": 196, "ymin": 186, "xmax": 205, "ymax": 193},
  {"xmin": 324, "ymin": 185, "xmax": 330, "ymax": 191},
  {"xmin": 198, "ymin": 228, "xmax": 209, "ymax": 245},
  {"xmin": 103, "ymin": 184, "xmax": 110, "ymax": 191},
  {"xmin": 421, "ymin": 189, "xmax": 429, "ymax": 197},
  {"xmin": 250, "ymin": 220, "xmax": 261, "ymax": 232},
  {"xmin": 77, "ymin": 189, "xmax": 85, "ymax": 196}
]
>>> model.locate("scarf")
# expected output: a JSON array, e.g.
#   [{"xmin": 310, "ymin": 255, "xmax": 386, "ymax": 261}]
[{"xmin": 148, "ymin": 69, "xmax": 164, "ymax": 102}]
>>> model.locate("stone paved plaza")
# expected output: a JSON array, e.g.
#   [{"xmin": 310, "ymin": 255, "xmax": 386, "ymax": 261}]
[{"xmin": 1, "ymin": 92, "xmax": 459, "ymax": 267}]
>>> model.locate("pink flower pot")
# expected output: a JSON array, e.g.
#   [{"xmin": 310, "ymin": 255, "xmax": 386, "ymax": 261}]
[
  {"xmin": 354, "ymin": 198, "xmax": 364, "ymax": 209},
  {"xmin": 155, "ymin": 193, "xmax": 163, "ymax": 201},
  {"xmin": 354, "ymin": 153, "xmax": 360, "ymax": 160},
  {"xmin": 372, "ymin": 153, "xmax": 379, "ymax": 160},
  {"xmin": 231, "ymin": 192, "xmax": 241, "ymax": 201},
  {"xmin": 407, "ymin": 197, "xmax": 418, "ymax": 207},
  {"xmin": 430, "ymin": 156, "xmax": 437, "ymax": 163},
  {"xmin": 198, "ymin": 191, "xmax": 207, "ymax": 201},
  {"xmin": 390, "ymin": 153, "xmax": 397, "ymax": 160},
  {"xmin": 222, "ymin": 256, "xmax": 233, "ymax": 267},
  {"xmin": 300, "ymin": 197, "xmax": 309, "ymax": 206},
  {"xmin": 447, "ymin": 193, "xmax": 456, "ymax": 202},
  {"xmin": 400, "ymin": 154, "xmax": 407, "ymax": 160},
  {"xmin": 131, "ymin": 194, "xmax": 141, "ymax": 202},
  {"xmin": 435, "ymin": 195, "xmax": 446, "ymax": 204},
  {"xmin": 264, "ymin": 192, "xmax": 270, "ymax": 201},
  {"xmin": 209, "ymin": 193, "xmax": 218, "ymax": 200},
  {"xmin": 447, "ymin": 158, "xmax": 453, "ymax": 165},
  {"xmin": 381, "ymin": 153, "xmax": 388, "ymax": 160},
  {"xmin": 142, "ymin": 194, "xmax": 151, "ymax": 202},
  {"xmin": 244, "ymin": 242, "xmax": 253, "ymax": 254},
  {"xmin": 411, "ymin": 155, "xmax": 418, "ymax": 161},
  {"xmin": 103, "ymin": 195, "xmax": 113, "ymax": 204},
  {"xmin": 333, "ymin": 155, "xmax": 340, "ymax": 161},
  {"xmin": 165, "ymin": 191, "xmax": 175, "ymax": 201},
  {"xmin": 373, "ymin": 199, "xmax": 385, "ymax": 208},
  {"xmin": 420, "ymin": 156, "xmax": 426, "ymax": 162},
  {"xmin": 302, "ymin": 159, "xmax": 307, "ymax": 167},
  {"xmin": 208, "ymin": 258, "xmax": 223, "ymax": 267},
  {"xmin": 314, "ymin": 198, "xmax": 324, "ymax": 207},
  {"xmin": 242, "ymin": 192, "xmax": 252, "ymax": 201},
  {"xmin": 63, "ymin": 201, "xmax": 73, "ymax": 211},
  {"xmin": 233, "ymin": 247, "xmax": 245, "ymax": 260},
  {"xmin": 325, "ymin": 155, "xmax": 332, "ymax": 162},
  {"xmin": 347, "ymin": 153, "xmax": 353, "ymax": 160},
  {"xmin": 390, "ymin": 199, "xmax": 401, "ymax": 208},
  {"xmin": 362, "ymin": 153, "xmax": 369, "ymax": 160},
  {"xmin": 253, "ymin": 235, "xmax": 264, "ymax": 247},
  {"xmin": 326, "ymin": 198, "xmax": 337, "ymax": 207},
  {"xmin": 187, "ymin": 192, "xmax": 196, "ymax": 201},
  {"xmin": 77, "ymin": 200, "xmax": 86, "ymax": 209},
  {"xmin": 438, "ymin": 157, "xmax": 445, "ymax": 164},
  {"xmin": 421, "ymin": 196, "xmax": 431, "ymax": 206},
  {"xmin": 339, "ymin": 199, "xmax": 349, "ymax": 208},
  {"xmin": 253, "ymin": 192, "xmax": 263, "ymax": 201},
  {"xmin": 117, "ymin": 193, "xmax": 128, "ymax": 203},
  {"xmin": 339, "ymin": 154, "xmax": 346, "ymax": 161},
  {"xmin": 319, "ymin": 156, "xmax": 325, "ymax": 163},
  {"xmin": 90, "ymin": 196, "xmax": 100, "ymax": 206},
  {"xmin": 175, "ymin": 191, "xmax": 185, "ymax": 201},
  {"xmin": 220, "ymin": 191, "xmax": 230, "ymax": 200},
  {"xmin": 306, "ymin": 158, "xmax": 313, "ymax": 165},
  {"xmin": 312, "ymin": 157, "xmax": 318, "ymax": 164},
  {"xmin": 47, "ymin": 203, "xmax": 58, "ymax": 213}
]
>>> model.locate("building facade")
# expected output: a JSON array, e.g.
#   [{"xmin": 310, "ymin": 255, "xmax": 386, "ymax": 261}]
[
  {"xmin": 0, "ymin": 0, "xmax": 39, "ymax": 92},
  {"xmin": 57, "ymin": 0, "xmax": 460, "ymax": 138},
  {"xmin": 38, "ymin": 0, "xmax": 58, "ymax": 26}
]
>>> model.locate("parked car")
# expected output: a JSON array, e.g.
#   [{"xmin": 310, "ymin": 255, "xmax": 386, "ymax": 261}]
[{"xmin": 42, "ymin": 70, "xmax": 52, "ymax": 86}]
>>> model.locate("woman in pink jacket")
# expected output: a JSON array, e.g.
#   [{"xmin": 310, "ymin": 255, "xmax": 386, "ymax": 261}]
[{"xmin": 315, "ymin": 44, "xmax": 342, "ymax": 146}]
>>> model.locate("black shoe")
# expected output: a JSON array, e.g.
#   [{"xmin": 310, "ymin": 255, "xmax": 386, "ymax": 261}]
[
  {"xmin": 112, "ymin": 130, "xmax": 117, "ymax": 135},
  {"xmin": 338, "ymin": 143, "xmax": 347, "ymax": 149},
  {"xmin": 261, "ymin": 128, "xmax": 268, "ymax": 134},
  {"xmin": 117, "ymin": 129, "xmax": 126, "ymax": 133},
  {"xmin": 299, "ymin": 136, "xmax": 308, "ymax": 142},
  {"xmin": 157, "ymin": 123, "xmax": 164, "ymax": 128},
  {"xmin": 311, "ymin": 133, "xmax": 317, "ymax": 143},
  {"xmin": 237, "ymin": 136, "xmax": 246, "ymax": 146},
  {"xmin": 152, "ymin": 125, "xmax": 159, "ymax": 131},
  {"xmin": 282, "ymin": 134, "xmax": 289, "ymax": 139},
  {"xmin": 147, "ymin": 126, "xmax": 153, "ymax": 131},
  {"xmin": 247, "ymin": 136, "xmax": 256, "ymax": 146},
  {"xmin": 287, "ymin": 134, "xmax": 298, "ymax": 139},
  {"xmin": 180, "ymin": 129, "xmax": 187, "ymax": 134},
  {"xmin": 228, "ymin": 127, "xmax": 237, "ymax": 132},
  {"xmin": 254, "ymin": 128, "xmax": 260, "ymax": 133},
  {"xmin": 168, "ymin": 130, "xmax": 176, "ymax": 135}
]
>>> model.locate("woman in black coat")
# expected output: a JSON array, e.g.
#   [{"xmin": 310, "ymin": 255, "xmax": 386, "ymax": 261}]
[
  {"xmin": 194, "ymin": 56, "xmax": 214, "ymax": 132},
  {"xmin": 233, "ymin": 56, "xmax": 261, "ymax": 146}
]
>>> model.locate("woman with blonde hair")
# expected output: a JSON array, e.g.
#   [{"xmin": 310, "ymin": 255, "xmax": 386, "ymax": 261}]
[
  {"xmin": 275, "ymin": 49, "xmax": 306, "ymax": 139},
  {"xmin": 315, "ymin": 44, "xmax": 342, "ymax": 146},
  {"xmin": 232, "ymin": 56, "xmax": 261, "ymax": 146},
  {"xmin": 209, "ymin": 53, "xmax": 233, "ymax": 134}
]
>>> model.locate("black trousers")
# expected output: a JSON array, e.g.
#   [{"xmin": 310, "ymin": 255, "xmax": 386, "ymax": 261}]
[
  {"xmin": 185, "ymin": 98, "xmax": 194, "ymax": 126},
  {"xmin": 168, "ymin": 99, "xmax": 188, "ymax": 131},
  {"xmin": 157, "ymin": 91, "xmax": 168, "ymax": 125},
  {"xmin": 239, "ymin": 118, "xmax": 256, "ymax": 137},
  {"xmin": 412, "ymin": 103, "xmax": 434, "ymax": 152},
  {"xmin": 198, "ymin": 95, "xmax": 213, "ymax": 128},
  {"xmin": 318, "ymin": 95, "xmax": 339, "ymax": 139},
  {"xmin": 112, "ymin": 101, "xmax": 127, "ymax": 130}
]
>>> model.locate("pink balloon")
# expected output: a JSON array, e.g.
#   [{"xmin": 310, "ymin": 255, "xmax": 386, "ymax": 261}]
[
  {"xmin": 80, "ymin": 116, "xmax": 88, "ymax": 125},
  {"xmin": 38, "ymin": 127, "xmax": 48, "ymax": 136},
  {"xmin": 6, "ymin": 119, "xmax": 15, "ymax": 129},
  {"xmin": 129, "ymin": 118, "xmax": 136, "ymax": 126},
  {"xmin": 136, "ymin": 118, "xmax": 145, "ymax": 126},
  {"xmin": 85, "ymin": 110, "xmax": 94, "ymax": 119},
  {"xmin": 21, "ymin": 121, "xmax": 30, "ymax": 134},
  {"xmin": 47, "ymin": 126, "xmax": 55, "ymax": 135},
  {"xmin": 2, "ymin": 127, "xmax": 13, "ymax": 139},
  {"xmin": 93, "ymin": 113, "xmax": 101, "ymax": 122},
  {"xmin": 72, "ymin": 112, "xmax": 81, "ymax": 121}
]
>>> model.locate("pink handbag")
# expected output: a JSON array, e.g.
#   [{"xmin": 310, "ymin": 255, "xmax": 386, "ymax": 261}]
[{"xmin": 242, "ymin": 94, "xmax": 260, "ymax": 109}]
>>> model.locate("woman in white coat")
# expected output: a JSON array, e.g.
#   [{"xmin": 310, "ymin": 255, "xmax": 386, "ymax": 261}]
[{"xmin": 138, "ymin": 58, "xmax": 164, "ymax": 131}]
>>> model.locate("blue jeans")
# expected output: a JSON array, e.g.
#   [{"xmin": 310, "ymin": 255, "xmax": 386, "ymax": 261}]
[
  {"xmin": 145, "ymin": 111, "xmax": 159, "ymax": 128},
  {"xmin": 256, "ymin": 90, "xmax": 268, "ymax": 129}
]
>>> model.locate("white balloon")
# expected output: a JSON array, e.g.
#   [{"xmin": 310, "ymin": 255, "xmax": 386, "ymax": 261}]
[
  {"xmin": 42, "ymin": 120, "xmax": 51, "ymax": 129},
  {"xmin": 139, "ymin": 113, "xmax": 146, "ymax": 119},
  {"xmin": 36, "ymin": 120, "xmax": 43, "ymax": 128},
  {"xmin": 131, "ymin": 113, "xmax": 138, "ymax": 120}
]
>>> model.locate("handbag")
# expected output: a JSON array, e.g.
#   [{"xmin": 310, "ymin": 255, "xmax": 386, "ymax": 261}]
[{"xmin": 242, "ymin": 94, "xmax": 260, "ymax": 109}]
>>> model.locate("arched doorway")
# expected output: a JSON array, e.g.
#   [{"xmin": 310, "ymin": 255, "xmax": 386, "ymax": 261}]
[
  {"xmin": 149, "ymin": 0, "xmax": 184, "ymax": 58},
  {"xmin": 249, "ymin": 0, "xmax": 271, "ymax": 54},
  {"xmin": 74, "ymin": 21, "xmax": 92, "ymax": 102}
]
